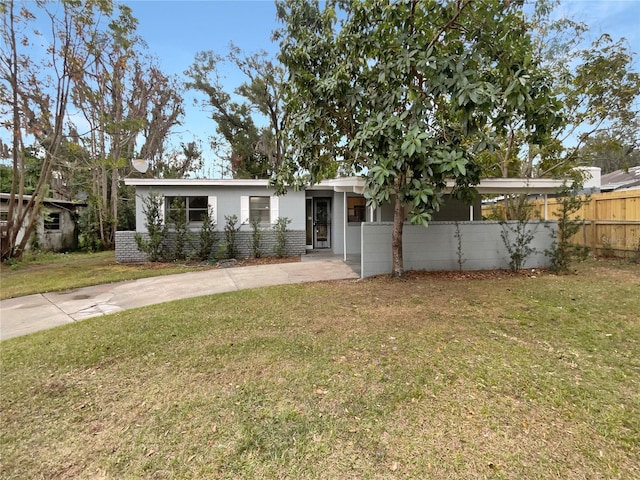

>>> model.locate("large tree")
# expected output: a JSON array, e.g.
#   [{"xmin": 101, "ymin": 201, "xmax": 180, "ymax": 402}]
[
  {"xmin": 73, "ymin": 44, "xmax": 184, "ymax": 247},
  {"xmin": 274, "ymin": 0, "xmax": 561, "ymax": 277},
  {"xmin": 185, "ymin": 46, "xmax": 287, "ymax": 179},
  {"xmin": 0, "ymin": 0, "xmax": 117, "ymax": 260},
  {"xmin": 1, "ymin": 0, "xmax": 186, "ymax": 258},
  {"xmin": 480, "ymin": 0, "xmax": 640, "ymax": 180}
]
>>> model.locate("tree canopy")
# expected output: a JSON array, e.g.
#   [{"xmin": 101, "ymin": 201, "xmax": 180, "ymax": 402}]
[
  {"xmin": 274, "ymin": 0, "xmax": 562, "ymax": 276},
  {"xmin": 479, "ymin": 0, "xmax": 640, "ymax": 179},
  {"xmin": 185, "ymin": 46, "xmax": 288, "ymax": 179}
]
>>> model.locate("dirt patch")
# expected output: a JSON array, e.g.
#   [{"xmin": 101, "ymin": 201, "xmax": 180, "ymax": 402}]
[
  {"xmin": 383, "ymin": 268, "xmax": 550, "ymax": 281},
  {"xmin": 138, "ymin": 255, "xmax": 301, "ymax": 270},
  {"xmin": 225, "ymin": 256, "xmax": 301, "ymax": 268}
]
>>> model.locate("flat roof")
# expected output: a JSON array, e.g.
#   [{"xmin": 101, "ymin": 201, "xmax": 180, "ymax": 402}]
[
  {"xmin": 0, "ymin": 192, "xmax": 87, "ymax": 206},
  {"xmin": 124, "ymin": 177, "xmax": 564, "ymax": 194}
]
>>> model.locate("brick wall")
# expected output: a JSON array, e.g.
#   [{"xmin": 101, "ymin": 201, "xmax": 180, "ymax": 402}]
[
  {"xmin": 115, "ymin": 230, "xmax": 306, "ymax": 263},
  {"xmin": 115, "ymin": 231, "xmax": 149, "ymax": 263}
]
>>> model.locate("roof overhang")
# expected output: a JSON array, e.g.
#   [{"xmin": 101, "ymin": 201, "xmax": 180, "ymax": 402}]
[
  {"xmin": 124, "ymin": 177, "xmax": 564, "ymax": 195},
  {"xmin": 469, "ymin": 178, "xmax": 564, "ymax": 194},
  {"xmin": 124, "ymin": 178, "xmax": 271, "ymax": 187}
]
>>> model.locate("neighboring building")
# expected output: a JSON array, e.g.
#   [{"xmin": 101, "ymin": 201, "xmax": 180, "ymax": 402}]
[
  {"xmin": 600, "ymin": 165, "xmax": 640, "ymax": 192},
  {"xmin": 121, "ymin": 176, "xmax": 563, "ymax": 277},
  {"xmin": 0, "ymin": 193, "xmax": 86, "ymax": 252}
]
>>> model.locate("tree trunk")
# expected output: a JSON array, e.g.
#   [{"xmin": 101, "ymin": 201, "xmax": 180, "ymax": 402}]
[
  {"xmin": 391, "ymin": 190, "xmax": 404, "ymax": 278},
  {"xmin": 110, "ymin": 166, "xmax": 119, "ymax": 247}
]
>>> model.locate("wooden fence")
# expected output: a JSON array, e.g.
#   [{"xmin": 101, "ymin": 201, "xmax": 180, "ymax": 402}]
[{"xmin": 482, "ymin": 189, "xmax": 640, "ymax": 257}]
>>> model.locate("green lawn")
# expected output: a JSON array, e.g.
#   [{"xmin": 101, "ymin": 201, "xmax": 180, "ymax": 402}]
[
  {"xmin": 1, "ymin": 260, "xmax": 639, "ymax": 479},
  {"xmin": 0, "ymin": 251, "xmax": 217, "ymax": 300}
]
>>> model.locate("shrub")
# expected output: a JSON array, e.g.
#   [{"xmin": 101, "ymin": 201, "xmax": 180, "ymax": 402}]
[
  {"xmin": 249, "ymin": 218, "xmax": 264, "ymax": 258},
  {"xmin": 134, "ymin": 191, "xmax": 167, "ymax": 262},
  {"xmin": 500, "ymin": 219, "xmax": 539, "ymax": 272},
  {"xmin": 454, "ymin": 221, "xmax": 466, "ymax": 272},
  {"xmin": 168, "ymin": 197, "xmax": 191, "ymax": 261},
  {"xmin": 499, "ymin": 198, "xmax": 541, "ymax": 272},
  {"xmin": 545, "ymin": 181, "xmax": 590, "ymax": 273},
  {"xmin": 218, "ymin": 215, "xmax": 240, "ymax": 260},
  {"xmin": 272, "ymin": 217, "xmax": 291, "ymax": 258},
  {"xmin": 199, "ymin": 208, "xmax": 217, "ymax": 261}
]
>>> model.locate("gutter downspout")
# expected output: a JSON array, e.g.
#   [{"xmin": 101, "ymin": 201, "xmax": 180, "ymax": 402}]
[{"xmin": 544, "ymin": 194, "xmax": 548, "ymax": 220}]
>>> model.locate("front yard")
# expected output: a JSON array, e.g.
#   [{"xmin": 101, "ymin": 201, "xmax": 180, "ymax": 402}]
[{"xmin": 1, "ymin": 259, "xmax": 638, "ymax": 478}]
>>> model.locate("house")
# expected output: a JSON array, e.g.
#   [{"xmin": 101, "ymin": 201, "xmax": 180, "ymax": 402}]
[
  {"xmin": 120, "ymin": 176, "xmax": 563, "ymax": 277},
  {"xmin": 600, "ymin": 165, "xmax": 640, "ymax": 192},
  {"xmin": 0, "ymin": 193, "xmax": 86, "ymax": 252}
]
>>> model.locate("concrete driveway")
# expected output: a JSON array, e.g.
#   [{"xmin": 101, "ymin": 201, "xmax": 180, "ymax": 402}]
[{"xmin": 0, "ymin": 255, "xmax": 359, "ymax": 341}]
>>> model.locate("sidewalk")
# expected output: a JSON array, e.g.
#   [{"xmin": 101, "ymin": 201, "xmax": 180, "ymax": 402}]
[{"xmin": 0, "ymin": 255, "xmax": 359, "ymax": 341}]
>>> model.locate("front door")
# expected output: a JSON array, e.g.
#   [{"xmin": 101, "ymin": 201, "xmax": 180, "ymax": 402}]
[{"xmin": 313, "ymin": 198, "xmax": 331, "ymax": 249}]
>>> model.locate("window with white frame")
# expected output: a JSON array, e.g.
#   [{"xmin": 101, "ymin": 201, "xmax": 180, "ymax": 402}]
[
  {"xmin": 241, "ymin": 195, "xmax": 279, "ymax": 225},
  {"xmin": 249, "ymin": 196, "xmax": 270, "ymax": 224},
  {"xmin": 165, "ymin": 196, "xmax": 212, "ymax": 223}
]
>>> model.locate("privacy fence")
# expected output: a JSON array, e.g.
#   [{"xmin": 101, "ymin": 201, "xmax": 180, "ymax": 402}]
[
  {"xmin": 360, "ymin": 221, "xmax": 555, "ymax": 278},
  {"xmin": 483, "ymin": 189, "xmax": 640, "ymax": 258}
]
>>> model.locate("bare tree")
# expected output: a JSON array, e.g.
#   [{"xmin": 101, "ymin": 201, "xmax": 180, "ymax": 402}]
[{"xmin": 1, "ymin": 0, "xmax": 114, "ymax": 260}]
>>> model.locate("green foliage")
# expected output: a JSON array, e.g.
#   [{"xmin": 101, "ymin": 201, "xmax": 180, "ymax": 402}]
[
  {"xmin": 249, "ymin": 218, "xmax": 264, "ymax": 258},
  {"xmin": 185, "ymin": 47, "xmax": 287, "ymax": 179},
  {"xmin": 168, "ymin": 197, "xmax": 191, "ymax": 261},
  {"xmin": 480, "ymin": 0, "xmax": 640, "ymax": 178},
  {"xmin": 500, "ymin": 215, "xmax": 539, "ymax": 272},
  {"xmin": 219, "ymin": 215, "xmax": 240, "ymax": 260},
  {"xmin": 272, "ymin": 217, "xmax": 291, "ymax": 258},
  {"xmin": 577, "ymin": 132, "xmax": 640, "ymax": 174},
  {"xmin": 77, "ymin": 200, "xmax": 104, "ymax": 253},
  {"xmin": 275, "ymin": 0, "xmax": 561, "ymax": 275},
  {"xmin": 134, "ymin": 191, "xmax": 166, "ymax": 262},
  {"xmin": 117, "ymin": 185, "xmax": 137, "ymax": 231},
  {"xmin": 199, "ymin": 208, "xmax": 217, "ymax": 261},
  {"xmin": 454, "ymin": 222, "xmax": 466, "ymax": 272},
  {"xmin": 545, "ymin": 182, "xmax": 590, "ymax": 273}
]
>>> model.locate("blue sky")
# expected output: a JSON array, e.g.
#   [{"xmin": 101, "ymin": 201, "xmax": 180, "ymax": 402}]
[{"xmin": 123, "ymin": 0, "xmax": 640, "ymax": 176}]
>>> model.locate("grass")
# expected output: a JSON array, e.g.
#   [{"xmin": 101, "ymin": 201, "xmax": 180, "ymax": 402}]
[
  {"xmin": 0, "ymin": 251, "xmax": 216, "ymax": 300},
  {"xmin": 1, "ymin": 260, "xmax": 638, "ymax": 479}
]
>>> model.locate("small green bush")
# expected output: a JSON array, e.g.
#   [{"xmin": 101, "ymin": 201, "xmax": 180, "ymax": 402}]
[
  {"xmin": 134, "ymin": 191, "xmax": 167, "ymax": 262},
  {"xmin": 272, "ymin": 217, "xmax": 291, "ymax": 258}
]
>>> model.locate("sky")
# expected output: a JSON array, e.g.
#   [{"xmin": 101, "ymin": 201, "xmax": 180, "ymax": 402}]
[
  {"xmin": 4, "ymin": 1, "xmax": 639, "ymax": 176},
  {"xmin": 122, "ymin": 0, "xmax": 640, "ymax": 177}
]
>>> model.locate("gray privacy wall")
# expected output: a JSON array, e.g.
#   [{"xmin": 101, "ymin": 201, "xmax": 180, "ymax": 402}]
[{"xmin": 361, "ymin": 221, "xmax": 555, "ymax": 278}]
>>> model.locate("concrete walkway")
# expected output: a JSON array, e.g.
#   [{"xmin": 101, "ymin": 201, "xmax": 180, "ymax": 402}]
[{"xmin": 0, "ymin": 254, "xmax": 359, "ymax": 341}]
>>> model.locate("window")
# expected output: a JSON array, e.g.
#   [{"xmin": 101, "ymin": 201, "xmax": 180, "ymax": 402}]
[
  {"xmin": 249, "ymin": 196, "xmax": 270, "ymax": 224},
  {"xmin": 241, "ymin": 195, "xmax": 278, "ymax": 224},
  {"xmin": 165, "ymin": 196, "xmax": 210, "ymax": 223},
  {"xmin": 44, "ymin": 212, "xmax": 61, "ymax": 230},
  {"xmin": 347, "ymin": 197, "xmax": 367, "ymax": 223}
]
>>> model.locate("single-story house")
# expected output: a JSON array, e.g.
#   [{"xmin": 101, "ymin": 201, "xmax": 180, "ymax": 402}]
[
  {"xmin": 120, "ymin": 176, "xmax": 563, "ymax": 277},
  {"xmin": 0, "ymin": 193, "xmax": 86, "ymax": 252}
]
